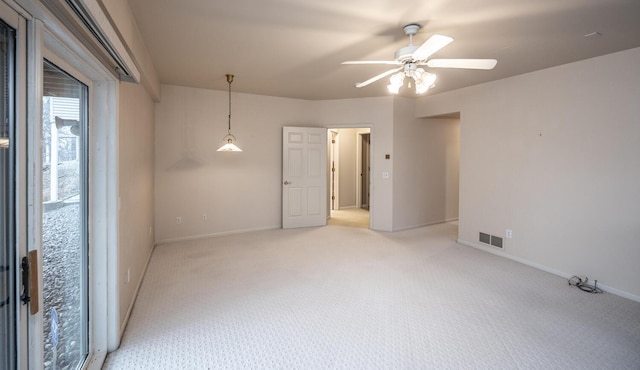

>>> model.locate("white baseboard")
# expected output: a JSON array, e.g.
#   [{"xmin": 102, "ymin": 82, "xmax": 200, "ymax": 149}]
[
  {"xmin": 457, "ymin": 238, "xmax": 640, "ymax": 303},
  {"xmin": 155, "ymin": 225, "xmax": 282, "ymax": 245},
  {"xmin": 393, "ymin": 217, "xmax": 459, "ymax": 232},
  {"xmin": 118, "ymin": 240, "xmax": 155, "ymax": 343}
]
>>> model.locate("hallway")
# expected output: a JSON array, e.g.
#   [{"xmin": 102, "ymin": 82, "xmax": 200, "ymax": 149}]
[{"xmin": 327, "ymin": 208, "xmax": 370, "ymax": 228}]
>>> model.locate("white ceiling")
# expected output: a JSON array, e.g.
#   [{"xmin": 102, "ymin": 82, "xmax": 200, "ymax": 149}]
[{"xmin": 127, "ymin": 0, "xmax": 640, "ymax": 100}]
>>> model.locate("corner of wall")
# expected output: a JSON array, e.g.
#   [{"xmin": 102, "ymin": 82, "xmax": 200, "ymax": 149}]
[{"xmin": 100, "ymin": 0, "xmax": 161, "ymax": 101}]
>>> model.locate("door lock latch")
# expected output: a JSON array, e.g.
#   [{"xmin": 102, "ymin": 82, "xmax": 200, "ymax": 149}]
[{"xmin": 20, "ymin": 251, "xmax": 39, "ymax": 314}]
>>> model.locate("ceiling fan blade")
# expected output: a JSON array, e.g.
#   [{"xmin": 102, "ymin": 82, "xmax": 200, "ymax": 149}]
[
  {"xmin": 342, "ymin": 60, "xmax": 402, "ymax": 65},
  {"xmin": 426, "ymin": 59, "xmax": 497, "ymax": 69},
  {"xmin": 355, "ymin": 67, "xmax": 403, "ymax": 88},
  {"xmin": 412, "ymin": 34, "xmax": 454, "ymax": 61}
]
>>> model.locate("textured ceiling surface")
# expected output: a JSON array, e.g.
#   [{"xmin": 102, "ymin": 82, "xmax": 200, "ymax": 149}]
[{"xmin": 127, "ymin": 0, "xmax": 640, "ymax": 100}]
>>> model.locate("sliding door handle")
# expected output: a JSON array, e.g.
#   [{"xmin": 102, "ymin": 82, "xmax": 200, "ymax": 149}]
[{"xmin": 20, "ymin": 250, "xmax": 39, "ymax": 314}]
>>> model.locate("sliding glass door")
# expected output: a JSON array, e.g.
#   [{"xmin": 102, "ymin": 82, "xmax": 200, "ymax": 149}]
[
  {"xmin": 0, "ymin": 1, "xmax": 116, "ymax": 367},
  {"xmin": 0, "ymin": 17, "xmax": 17, "ymax": 370},
  {"xmin": 41, "ymin": 60, "xmax": 89, "ymax": 370}
]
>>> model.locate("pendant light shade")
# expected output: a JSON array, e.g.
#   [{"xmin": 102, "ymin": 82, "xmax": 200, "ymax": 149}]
[{"xmin": 217, "ymin": 74, "xmax": 242, "ymax": 152}]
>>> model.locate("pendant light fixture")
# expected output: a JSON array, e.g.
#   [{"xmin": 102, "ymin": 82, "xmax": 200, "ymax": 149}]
[{"xmin": 217, "ymin": 74, "xmax": 242, "ymax": 152}]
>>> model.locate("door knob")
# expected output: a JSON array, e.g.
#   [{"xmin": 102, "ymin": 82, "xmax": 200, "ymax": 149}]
[{"xmin": 284, "ymin": 181, "xmax": 291, "ymax": 185}]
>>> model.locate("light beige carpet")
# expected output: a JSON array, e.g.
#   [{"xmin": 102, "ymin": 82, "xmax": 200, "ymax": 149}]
[
  {"xmin": 103, "ymin": 223, "xmax": 640, "ymax": 369},
  {"xmin": 327, "ymin": 208, "xmax": 369, "ymax": 228}
]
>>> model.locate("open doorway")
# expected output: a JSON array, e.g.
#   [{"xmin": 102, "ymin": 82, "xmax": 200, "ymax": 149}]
[{"xmin": 328, "ymin": 128, "xmax": 371, "ymax": 228}]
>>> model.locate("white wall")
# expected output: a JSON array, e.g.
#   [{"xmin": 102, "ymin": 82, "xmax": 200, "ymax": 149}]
[
  {"xmin": 416, "ymin": 47, "xmax": 640, "ymax": 300},
  {"xmin": 101, "ymin": 0, "xmax": 160, "ymax": 100},
  {"xmin": 100, "ymin": 0, "xmax": 160, "ymax": 340},
  {"xmin": 154, "ymin": 85, "xmax": 317, "ymax": 242},
  {"xmin": 117, "ymin": 82, "xmax": 155, "ymax": 331},
  {"xmin": 339, "ymin": 129, "xmax": 356, "ymax": 208},
  {"xmin": 335, "ymin": 128, "xmax": 357, "ymax": 208},
  {"xmin": 154, "ymin": 89, "xmax": 396, "ymax": 242},
  {"xmin": 392, "ymin": 97, "xmax": 459, "ymax": 231}
]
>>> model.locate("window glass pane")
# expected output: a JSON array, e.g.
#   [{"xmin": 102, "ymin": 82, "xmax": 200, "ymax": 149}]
[{"xmin": 42, "ymin": 60, "xmax": 88, "ymax": 370}]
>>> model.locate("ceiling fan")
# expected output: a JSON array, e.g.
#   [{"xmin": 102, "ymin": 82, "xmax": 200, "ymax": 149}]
[{"xmin": 343, "ymin": 23, "xmax": 497, "ymax": 94}]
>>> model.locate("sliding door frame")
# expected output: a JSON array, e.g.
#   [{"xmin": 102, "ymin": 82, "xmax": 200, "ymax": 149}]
[
  {"xmin": 32, "ymin": 21, "xmax": 118, "ymax": 369},
  {"xmin": 38, "ymin": 50, "xmax": 93, "ymax": 370},
  {"xmin": 1, "ymin": 0, "xmax": 120, "ymax": 367},
  {"xmin": 0, "ymin": 2, "xmax": 28, "ymax": 369}
]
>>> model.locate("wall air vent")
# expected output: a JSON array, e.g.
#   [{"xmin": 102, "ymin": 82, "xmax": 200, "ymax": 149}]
[{"xmin": 479, "ymin": 232, "xmax": 504, "ymax": 249}]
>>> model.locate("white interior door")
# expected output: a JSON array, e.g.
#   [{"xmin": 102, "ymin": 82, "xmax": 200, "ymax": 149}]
[{"xmin": 282, "ymin": 127, "xmax": 327, "ymax": 228}]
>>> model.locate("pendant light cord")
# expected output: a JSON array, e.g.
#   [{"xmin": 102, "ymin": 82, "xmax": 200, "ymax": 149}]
[
  {"xmin": 227, "ymin": 75, "xmax": 233, "ymax": 134},
  {"xmin": 217, "ymin": 74, "xmax": 241, "ymax": 151}
]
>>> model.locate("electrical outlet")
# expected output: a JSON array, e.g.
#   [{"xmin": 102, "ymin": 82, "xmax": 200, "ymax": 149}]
[
  {"xmin": 127, "ymin": 268, "xmax": 131, "ymax": 283},
  {"xmin": 201, "ymin": 214, "xmax": 207, "ymax": 222},
  {"xmin": 176, "ymin": 216, "xmax": 182, "ymax": 224},
  {"xmin": 506, "ymin": 229, "xmax": 513, "ymax": 239}
]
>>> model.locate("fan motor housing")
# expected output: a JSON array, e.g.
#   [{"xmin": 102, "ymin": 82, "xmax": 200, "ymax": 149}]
[{"xmin": 395, "ymin": 45, "xmax": 419, "ymax": 61}]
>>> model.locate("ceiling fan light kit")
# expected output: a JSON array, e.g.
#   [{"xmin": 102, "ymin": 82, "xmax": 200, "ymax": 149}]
[
  {"xmin": 343, "ymin": 23, "xmax": 497, "ymax": 95},
  {"xmin": 387, "ymin": 63, "xmax": 437, "ymax": 94}
]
